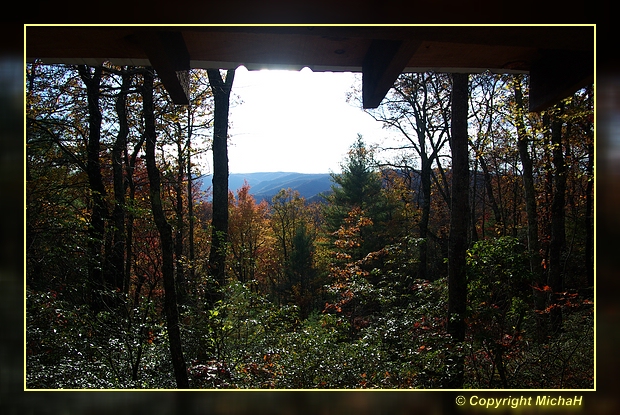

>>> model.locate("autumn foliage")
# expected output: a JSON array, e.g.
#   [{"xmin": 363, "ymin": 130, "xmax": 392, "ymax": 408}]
[{"xmin": 26, "ymin": 63, "xmax": 593, "ymax": 389}]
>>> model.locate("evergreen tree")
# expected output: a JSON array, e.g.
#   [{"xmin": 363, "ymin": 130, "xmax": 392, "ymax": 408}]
[
  {"xmin": 324, "ymin": 135, "xmax": 396, "ymax": 257},
  {"xmin": 285, "ymin": 224, "xmax": 317, "ymax": 319}
]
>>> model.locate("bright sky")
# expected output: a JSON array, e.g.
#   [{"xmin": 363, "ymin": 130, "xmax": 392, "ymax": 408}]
[{"xmin": 225, "ymin": 66, "xmax": 389, "ymax": 174}]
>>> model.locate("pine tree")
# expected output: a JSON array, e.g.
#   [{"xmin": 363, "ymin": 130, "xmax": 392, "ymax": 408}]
[{"xmin": 324, "ymin": 135, "xmax": 393, "ymax": 257}]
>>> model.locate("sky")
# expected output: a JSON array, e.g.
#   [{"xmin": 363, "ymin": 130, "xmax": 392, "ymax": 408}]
[{"xmin": 224, "ymin": 66, "xmax": 390, "ymax": 174}]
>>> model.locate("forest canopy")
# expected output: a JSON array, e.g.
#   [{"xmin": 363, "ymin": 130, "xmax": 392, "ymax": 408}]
[{"xmin": 26, "ymin": 63, "xmax": 594, "ymax": 389}]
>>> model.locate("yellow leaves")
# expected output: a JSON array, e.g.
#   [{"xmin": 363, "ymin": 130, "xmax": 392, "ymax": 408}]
[
  {"xmin": 334, "ymin": 239, "xmax": 358, "ymax": 250},
  {"xmin": 335, "ymin": 252, "xmax": 352, "ymax": 261}
]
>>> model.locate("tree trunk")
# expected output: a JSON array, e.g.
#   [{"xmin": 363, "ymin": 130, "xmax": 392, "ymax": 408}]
[
  {"xmin": 585, "ymin": 139, "xmax": 594, "ymax": 287},
  {"xmin": 124, "ymin": 164, "xmax": 135, "ymax": 296},
  {"xmin": 549, "ymin": 103, "xmax": 566, "ymax": 334},
  {"xmin": 419, "ymin": 157, "xmax": 431, "ymax": 281},
  {"xmin": 110, "ymin": 70, "xmax": 131, "ymax": 294},
  {"xmin": 174, "ymin": 135, "xmax": 187, "ymax": 305},
  {"xmin": 478, "ymin": 156, "xmax": 503, "ymax": 230},
  {"xmin": 78, "ymin": 65, "xmax": 109, "ymax": 311},
  {"xmin": 446, "ymin": 72, "xmax": 469, "ymax": 389},
  {"xmin": 187, "ymin": 104, "xmax": 196, "ymax": 294},
  {"xmin": 123, "ymin": 116, "xmax": 147, "ymax": 295},
  {"xmin": 470, "ymin": 160, "xmax": 479, "ymax": 243},
  {"xmin": 142, "ymin": 68, "xmax": 189, "ymax": 389},
  {"xmin": 584, "ymin": 88, "xmax": 594, "ymax": 288},
  {"xmin": 207, "ymin": 68, "xmax": 235, "ymax": 307},
  {"xmin": 513, "ymin": 76, "xmax": 546, "ymax": 340}
]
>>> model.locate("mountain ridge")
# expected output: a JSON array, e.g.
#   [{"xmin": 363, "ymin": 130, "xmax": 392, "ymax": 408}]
[{"xmin": 200, "ymin": 172, "xmax": 336, "ymax": 202}]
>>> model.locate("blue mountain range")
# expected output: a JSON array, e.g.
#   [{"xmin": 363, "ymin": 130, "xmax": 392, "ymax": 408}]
[{"xmin": 200, "ymin": 172, "xmax": 335, "ymax": 203}]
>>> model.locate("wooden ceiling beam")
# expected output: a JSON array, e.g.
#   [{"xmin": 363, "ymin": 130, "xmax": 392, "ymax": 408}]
[
  {"xmin": 132, "ymin": 31, "xmax": 191, "ymax": 105},
  {"xmin": 362, "ymin": 38, "xmax": 420, "ymax": 108},
  {"xmin": 528, "ymin": 49, "xmax": 593, "ymax": 112},
  {"xmin": 26, "ymin": 26, "xmax": 594, "ymax": 110}
]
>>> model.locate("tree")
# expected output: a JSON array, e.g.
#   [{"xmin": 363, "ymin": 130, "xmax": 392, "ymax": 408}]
[
  {"xmin": 27, "ymin": 62, "xmax": 192, "ymax": 388},
  {"xmin": 159, "ymin": 69, "xmax": 215, "ymax": 305},
  {"xmin": 468, "ymin": 73, "xmax": 509, "ymax": 239},
  {"xmin": 26, "ymin": 63, "xmax": 91, "ymax": 295},
  {"xmin": 512, "ymin": 75, "xmax": 547, "ymax": 339},
  {"xmin": 286, "ymin": 223, "xmax": 318, "ymax": 319},
  {"xmin": 269, "ymin": 188, "xmax": 315, "ymax": 307},
  {"xmin": 324, "ymin": 135, "xmax": 397, "ymax": 257},
  {"xmin": 77, "ymin": 64, "xmax": 115, "ymax": 310},
  {"xmin": 446, "ymin": 72, "xmax": 469, "ymax": 389},
  {"xmin": 466, "ymin": 236, "xmax": 532, "ymax": 388},
  {"xmin": 207, "ymin": 68, "xmax": 235, "ymax": 307},
  {"xmin": 26, "ymin": 61, "xmax": 594, "ymax": 390},
  {"xmin": 142, "ymin": 68, "xmax": 189, "ymax": 388},
  {"xmin": 583, "ymin": 87, "xmax": 594, "ymax": 288},
  {"xmin": 366, "ymin": 73, "xmax": 453, "ymax": 280},
  {"xmin": 548, "ymin": 102, "xmax": 567, "ymax": 334},
  {"xmin": 109, "ymin": 68, "xmax": 132, "ymax": 296},
  {"xmin": 185, "ymin": 72, "xmax": 216, "ymax": 297},
  {"xmin": 228, "ymin": 182, "xmax": 270, "ymax": 286}
]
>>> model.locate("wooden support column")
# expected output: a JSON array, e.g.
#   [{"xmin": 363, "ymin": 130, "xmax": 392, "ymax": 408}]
[
  {"xmin": 362, "ymin": 38, "xmax": 419, "ymax": 109},
  {"xmin": 529, "ymin": 49, "xmax": 592, "ymax": 112},
  {"xmin": 134, "ymin": 31, "xmax": 191, "ymax": 105}
]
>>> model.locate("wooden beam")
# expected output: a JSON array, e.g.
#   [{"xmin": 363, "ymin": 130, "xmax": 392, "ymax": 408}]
[
  {"xmin": 362, "ymin": 38, "xmax": 420, "ymax": 109},
  {"xmin": 133, "ymin": 31, "xmax": 191, "ymax": 105},
  {"xmin": 529, "ymin": 49, "xmax": 593, "ymax": 112}
]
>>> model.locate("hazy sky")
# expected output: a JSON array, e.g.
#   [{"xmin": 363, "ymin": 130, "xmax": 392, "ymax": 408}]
[{"xmin": 225, "ymin": 66, "xmax": 389, "ymax": 174}]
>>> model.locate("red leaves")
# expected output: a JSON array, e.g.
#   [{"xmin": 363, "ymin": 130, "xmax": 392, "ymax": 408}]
[
  {"xmin": 413, "ymin": 316, "xmax": 432, "ymax": 331},
  {"xmin": 532, "ymin": 284, "xmax": 553, "ymax": 293},
  {"xmin": 533, "ymin": 290, "xmax": 592, "ymax": 314},
  {"xmin": 324, "ymin": 289, "xmax": 354, "ymax": 314},
  {"xmin": 332, "ymin": 207, "xmax": 372, "ymax": 253}
]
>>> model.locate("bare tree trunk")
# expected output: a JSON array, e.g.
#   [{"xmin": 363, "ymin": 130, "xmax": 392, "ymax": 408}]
[
  {"xmin": 513, "ymin": 76, "xmax": 546, "ymax": 340},
  {"xmin": 584, "ymin": 87, "xmax": 594, "ymax": 288},
  {"xmin": 174, "ymin": 135, "xmax": 187, "ymax": 305},
  {"xmin": 187, "ymin": 105, "xmax": 196, "ymax": 294},
  {"xmin": 111, "ymin": 69, "xmax": 131, "ymax": 295},
  {"xmin": 549, "ymin": 103, "xmax": 566, "ymax": 334},
  {"xmin": 470, "ymin": 160, "xmax": 479, "ymax": 244},
  {"xmin": 585, "ymin": 139, "xmax": 594, "ymax": 287},
  {"xmin": 207, "ymin": 68, "xmax": 235, "ymax": 308},
  {"xmin": 142, "ymin": 68, "xmax": 189, "ymax": 388},
  {"xmin": 419, "ymin": 157, "xmax": 431, "ymax": 280},
  {"xmin": 78, "ymin": 65, "xmax": 109, "ymax": 311},
  {"xmin": 123, "ymin": 126, "xmax": 146, "ymax": 295},
  {"xmin": 446, "ymin": 72, "xmax": 469, "ymax": 389},
  {"xmin": 478, "ymin": 156, "xmax": 503, "ymax": 230}
]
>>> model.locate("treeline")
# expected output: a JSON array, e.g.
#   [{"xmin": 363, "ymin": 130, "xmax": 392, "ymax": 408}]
[{"xmin": 26, "ymin": 63, "xmax": 593, "ymax": 389}]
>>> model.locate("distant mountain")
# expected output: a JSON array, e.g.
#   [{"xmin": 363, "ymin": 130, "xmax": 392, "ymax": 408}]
[{"xmin": 200, "ymin": 172, "xmax": 336, "ymax": 203}]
